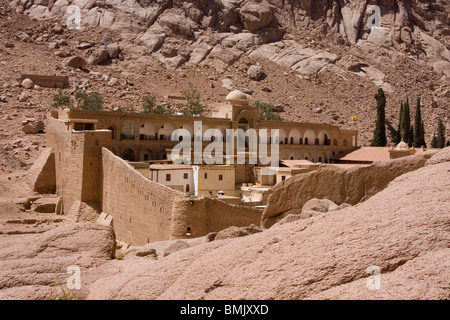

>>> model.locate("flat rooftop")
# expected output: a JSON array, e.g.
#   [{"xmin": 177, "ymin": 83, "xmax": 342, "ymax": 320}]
[{"xmin": 337, "ymin": 147, "xmax": 437, "ymax": 163}]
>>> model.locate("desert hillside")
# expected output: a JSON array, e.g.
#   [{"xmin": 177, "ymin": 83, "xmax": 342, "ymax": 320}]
[
  {"xmin": 0, "ymin": 0, "xmax": 449, "ymax": 173},
  {"xmin": 0, "ymin": 0, "xmax": 449, "ymax": 302}
]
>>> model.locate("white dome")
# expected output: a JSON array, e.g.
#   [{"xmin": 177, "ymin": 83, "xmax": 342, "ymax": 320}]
[
  {"xmin": 226, "ymin": 90, "xmax": 248, "ymax": 101},
  {"xmin": 396, "ymin": 140, "xmax": 409, "ymax": 149}
]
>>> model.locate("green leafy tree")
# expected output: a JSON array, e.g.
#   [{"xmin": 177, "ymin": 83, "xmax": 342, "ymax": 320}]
[
  {"xmin": 142, "ymin": 94, "xmax": 157, "ymax": 114},
  {"xmin": 255, "ymin": 101, "xmax": 281, "ymax": 121},
  {"xmin": 142, "ymin": 94, "xmax": 172, "ymax": 115},
  {"xmin": 154, "ymin": 104, "xmax": 172, "ymax": 115},
  {"xmin": 180, "ymin": 86, "xmax": 204, "ymax": 117},
  {"xmin": 436, "ymin": 118, "xmax": 446, "ymax": 148},
  {"xmin": 75, "ymin": 91, "xmax": 103, "ymax": 110},
  {"xmin": 52, "ymin": 90, "xmax": 73, "ymax": 109},
  {"xmin": 371, "ymin": 88, "xmax": 387, "ymax": 147}
]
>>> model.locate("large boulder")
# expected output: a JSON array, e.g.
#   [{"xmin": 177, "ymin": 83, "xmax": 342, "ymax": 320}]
[
  {"xmin": 86, "ymin": 161, "xmax": 450, "ymax": 300},
  {"xmin": 64, "ymin": 56, "xmax": 87, "ymax": 68},
  {"xmin": 212, "ymin": 224, "xmax": 263, "ymax": 241},
  {"xmin": 262, "ymin": 152, "xmax": 436, "ymax": 228},
  {"xmin": 426, "ymin": 147, "xmax": 450, "ymax": 166},
  {"xmin": 247, "ymin": 65, "xmax": 266, "ymax": 81},
  {"xmin": 0, "ymin": 223, "xmax": 115, "ymax": 299},
  {"xmin": 239, "ymin": 1, "xmax": 275, "ymax": 32},
  {"xmin": 106, "ymin": 43, "xmax": 120, "ymax": 59},
  {"xmin": 31, "ymin": 197, "xmax": 59, "ymax": 213},
  {"xmin": 139, "ymin": 23, "xmax": 167, "ymax": 52},
  {"xmin": 21, "ymin": 78, "xmax": 34, "ymax": 89},
  {"xmin": 158, "ymin": 12, "xmax": 193, "ymax": 38},
  {"xmin": 23, "ymin": 121, "xmax": 45, "ymax": 134},
  {"xmin": 88, "ymin": 48, "xmax": 109, "ymax": 65},
  {"xmin": 302, "ymin": 198, "xmax": 338, "ymax": 213}
]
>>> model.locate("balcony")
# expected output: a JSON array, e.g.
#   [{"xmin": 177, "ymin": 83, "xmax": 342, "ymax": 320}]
[{"xmin": 121, "ymin": 134, "xmax": 135, "ymax": 140}]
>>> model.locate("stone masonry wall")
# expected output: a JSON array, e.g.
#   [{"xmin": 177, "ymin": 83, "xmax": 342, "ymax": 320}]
[
  {"xmin": 101, "ymin": 148, "xmax": 183, "ymax": 245},
  {"xmin": 170, "ymin": 197, "xmax": 263, "ymax": 239},
  {"xmin": 102, "ymin": 148, "xmax": 263, "ymax": 245}
]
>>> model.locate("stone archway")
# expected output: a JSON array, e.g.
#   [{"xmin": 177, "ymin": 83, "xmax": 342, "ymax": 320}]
[{"xmin": 121, "ymin": 148, "xmax": 136, "ymax": 162}]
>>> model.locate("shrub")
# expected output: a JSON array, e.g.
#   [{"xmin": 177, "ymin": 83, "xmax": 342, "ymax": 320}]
[
  {"xmin": 75, "ymin": 91, "xmax": 103, "ymax": 111},
  {"xmin": 181, "ymin": 86, "xmax": 204, "ymax": 117},
  {"xmin": 255, "ymin": 101, "xmax": 281, "ymax": 121},
  {"xmin": 142, "ymin": 94, "xmax": 157, "ymax": 114},
  {"xmin": 142, "ymin": 94, "xmax": 172, "ymax": 115},
  {"xmin": 52, "ymin": 90, "xmax": 73, "ymax": 109}
]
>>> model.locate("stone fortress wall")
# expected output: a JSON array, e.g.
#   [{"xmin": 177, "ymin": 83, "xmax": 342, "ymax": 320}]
[
  {"xmin": 44, "ymin": 94, "xmax": 358, "ymax": 245},
  {"xmin": 47, "ymin": 114, "xmax": 262, "ymax": 245}
]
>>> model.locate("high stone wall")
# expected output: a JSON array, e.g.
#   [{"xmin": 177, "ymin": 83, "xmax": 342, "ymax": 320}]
[
  {"xmin": 101, "ymin": 148, "xmax": 263, "ymax": 245},
  {"xmin": 101, "ymin": 148, "xmax": 180, "ymax": 245},
  {"xmin": 170, "ymin": 197, "xmax": 263, "ymax": 239},
  {"xmin": 47, "ymin": 117, "xmax": 112, "ymax": 213}
]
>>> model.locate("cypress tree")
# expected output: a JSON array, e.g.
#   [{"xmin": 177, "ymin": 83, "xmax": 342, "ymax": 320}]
[
  {"xmin": 421, "ymin": 121, "xmax": 426, "ymax": 148},
  {"xmin": 431, "ymin": 133, "xmax": 438, "ymax": 148},
  {"xmin": 413, "ymin": 97, "xmax": 426, "ymax": 147},
  {"xmin": 437, "ymin": 118, "xmax": 446, "ymax": 148},
  {"xmin": 371, "ymin": 88, "xmax": 387, "ymax": 147},
  {"xmin": 401, "ymin": 98, "xmax": 413, "ymax": 146},
  {"xmin": 396, "ymin": 102, "xmax": 403, "ymax": 144}
]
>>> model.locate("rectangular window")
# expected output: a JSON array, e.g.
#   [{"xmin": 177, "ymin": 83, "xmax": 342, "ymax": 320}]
[
  {"xmin": 166, "ymin": 174, "xmax": 171, "ymax": 182},
  {"xmin": 219, "ymin": 175, "xmax": 223, "ymax": 181},
  {"xmin": 281, "ymin": 176, "xmax": 286, "ymax": 181},
  {"xmin": 184, "ymin": 173, "xmax": 188, "ymax": 179},
  {"xmin": 204, "ymin": 173, "xmax": 207, "ymax": 179}
]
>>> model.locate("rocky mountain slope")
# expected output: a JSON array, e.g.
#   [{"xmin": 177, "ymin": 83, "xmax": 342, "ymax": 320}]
[{"xmin": 0, "ymin": 1, "xmax": 449, "ymax": 169}]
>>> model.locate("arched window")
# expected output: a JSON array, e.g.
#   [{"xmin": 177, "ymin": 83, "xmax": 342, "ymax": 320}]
[
  {"xmin": 121, "ymin": 148, "xmax": 135, "ymax": 162},
  {"xmin": 333, "ymin": 139, "xmax": 338, "ymax": 146},
  {"xmin": 343, "ymin": 139, "xmax": 348, "ymax": 147}
]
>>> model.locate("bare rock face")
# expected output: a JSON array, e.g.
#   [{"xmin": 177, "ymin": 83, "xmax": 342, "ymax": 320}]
[
  {"xmin": 163, "ymin": 240, "xmax": 190, "ymax": 257},
  {"xmin": 213, "ymin": 224, "xmax": 263, "ymax": 241},
  {"xmin": 262, "ymin": 152, "xmax": 436, "ymax": 228},
  {"xmin": 139, "ymin": 23, "xmax": 167, "ymax": 52},
  {"xmin": 26, "ymin": 148, "xmax": 56, "ymax": 194},
  {"xmin": 0, "ymin": 223, "xmax": 115, "ymax": 299},
  {"xmin": 86, "ymin": 159, "xmax": 450, "ymax": 300},
  {"xmin": 426, "ymin": 146, "xmax": 450, "ymax": 166}
]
